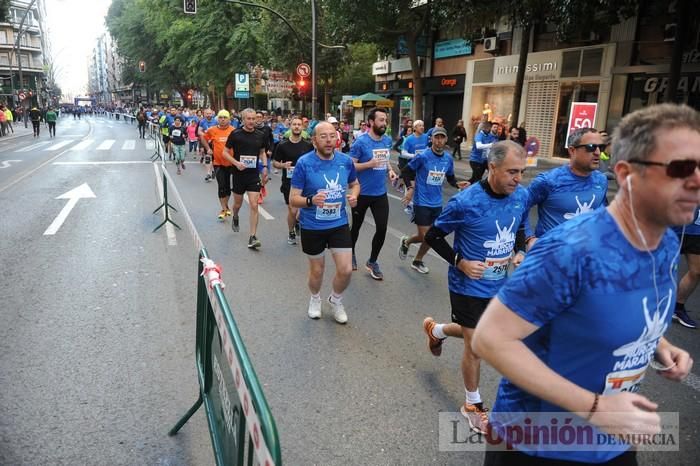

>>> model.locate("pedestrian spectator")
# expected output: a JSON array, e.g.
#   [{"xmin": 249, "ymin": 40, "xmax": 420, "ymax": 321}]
[
  {"xmin": 452, "ymin": 119, "xmax": 467, "ymax": 160},
  {"xmin": 4, "ymin": 105, "xmax": 13, "ymax": 134},
  {"xmin": 509, "ymin": 126, "xmax": 523, "ymax": 146},
  {"xmin": 0, "ymin": 105, "xmax": 7, "ymax": 137},
  {"xmin": 45, "ymin": 107, "xmax": 57, "ymax": 137}
]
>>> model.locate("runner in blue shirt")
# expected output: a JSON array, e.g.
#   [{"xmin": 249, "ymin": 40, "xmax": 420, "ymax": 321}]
[
  {"xmin": 468, "ymin": 121, "xmax": 497, "ymax": 184},
  {"xmin": 400, "ymin": 120, "xmax": 430, "ymax": 216},
  {"xmin": 473, "ymin": 103, "xmax": 696, "ymax": 465},
  {"xmin": 290, "ymin": 122, "xmax": 360, "ymax": 325},
  {"xmin": 198, "ymin": 108, "xmax": 219, "ymax": 181},
  {"xmin": 526, "ymin": 127, "xmax": 608, "ymax": 239},
  {"xmin": 673, "ymin": 206, "xmax": 700, "ymax": 328},
  {"xmin": 426, "ymin": 117, "xmax": 445, "ymax": 147},
  {"xmin": 422, "ymin": 140, "xmax": 533, "ymax": 435},
  {"xmin": 399, "ymin": 126, "xmax": 465, "ymax": 274},
  {"xmin": 349, "ymin": 107, "xmax": 399, "ymax": 280}
]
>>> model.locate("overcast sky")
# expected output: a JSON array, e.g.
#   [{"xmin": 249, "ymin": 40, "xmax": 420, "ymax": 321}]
[{"xmin": 45, "ymin": 0, "xmax": 112, "ymax": 97}]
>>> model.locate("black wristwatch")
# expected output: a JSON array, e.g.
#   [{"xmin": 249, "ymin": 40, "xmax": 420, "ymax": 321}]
[{"xmin": 306, "ymin": 196, "xmax": 313, "ymax": 207}]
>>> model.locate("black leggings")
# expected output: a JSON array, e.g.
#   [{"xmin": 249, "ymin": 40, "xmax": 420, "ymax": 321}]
[
  {"xmin": 351, "ymin": 194, "xmax": 389, "ymax": 262},
  {"xmin": 31, "ymin": 120, "xmax": 40, "ymax": 135},
  {"xmin": 468, "ymin": 161, "xmax": 488, "ymax": 184}
]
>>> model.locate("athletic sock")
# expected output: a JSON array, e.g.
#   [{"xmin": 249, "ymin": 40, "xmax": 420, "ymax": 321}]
[
  {"xmin": 311, "ymin": 293, "xmax": 321, "ymax": 301},
  {"xmin": 330, "ymin": 292, "xmax": 342, "ymax": 304},
  {"xmin": 433, "ymin": 323, "xmax": 447, "ymax": 339},
  {"xmin": 466, "ymin": 388, "xmax": 482, "ymax": 405}
]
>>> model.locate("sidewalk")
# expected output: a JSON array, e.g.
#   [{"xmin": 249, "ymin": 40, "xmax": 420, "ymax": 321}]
[{"xmin": 0, "ymin": 122, "xmax": 35, "ymax": 142}]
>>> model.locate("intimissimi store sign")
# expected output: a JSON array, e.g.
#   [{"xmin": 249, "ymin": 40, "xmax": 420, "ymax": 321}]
[{"xmin": 491, "ymin": 50, "xmax": 562, "ymax": 85}]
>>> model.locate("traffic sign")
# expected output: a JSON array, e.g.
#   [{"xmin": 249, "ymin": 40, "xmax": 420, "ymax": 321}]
[
  {"xmin": 296, "ymin": 63, "xmax": 310, "ymax": 78},
  {"xmin": 19, "ymin": 92, "xmax": 25, "ymax": 101}
]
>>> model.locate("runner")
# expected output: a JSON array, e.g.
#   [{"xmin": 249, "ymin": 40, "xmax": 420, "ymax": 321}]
[
  {"xmin": 273, "ymin": 116, "xmax": 314, "ymax": 245},
  {"xmin": 473, "ymin": 103, "xmax": 696, "ymax": 465},
  {"xmin": 170, "ymin": 116, "xmax": 187, "ymax": 175},
  {"xmin": 673, "ymin": 206, "xmax": 700, "ymax": 328},
  {"xmin": 289, "ymin": 122, "xmax": 360, "ymax": 323},
  {"xmin": 400, "ymin": 120, "xmax": 430, "ymax": 215},
  {"xmin": 468, "ymin": 121, "xmax": 496, "ymax": 184},
  {"xmin": 197, "ymin": 109, "xmax": 218, "ymax": 181},
  {"xmin": 349, "ymin": 107, "xmax": 399, "ymax": 279},
  {"xmin": 523, "ymin": 127, "xmax": 608, "ymax": 263},
  {"xmin": 399, "ymin": 126, "xmax": 464, "ymax": 274},
  {"xmin": 45, "ymin": 107, "xmax": 57, "ymax": 138},
  {"xmin": 200, "ymin": 110, "xmax": 235, "ymax": 220},
  {"xmin": 421, "ymin": 140, "xmax": 532, "ymax": 435},
  {"xmin": 224, "ymin": 108, "xmax": 268, "ymax": 249}
]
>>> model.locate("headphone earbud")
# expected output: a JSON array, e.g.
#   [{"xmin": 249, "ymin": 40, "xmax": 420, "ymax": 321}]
[{"xmin": 626, "ymin": 174, "xmax": 633, "ymax": 192}]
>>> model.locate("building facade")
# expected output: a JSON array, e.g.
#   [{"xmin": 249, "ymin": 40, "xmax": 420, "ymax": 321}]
[
  {"xmin": 88, "ymin": 33, "xmax": 127, "ymax": 106},
  {"xmin": 0, "ymin": 0, "xmax": 48, "ymax": 108}
]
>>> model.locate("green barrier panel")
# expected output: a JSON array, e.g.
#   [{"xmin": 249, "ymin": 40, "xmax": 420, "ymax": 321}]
[{"xmin": 169, "ymin": 248, "xmax": 282, "ymax": 466}]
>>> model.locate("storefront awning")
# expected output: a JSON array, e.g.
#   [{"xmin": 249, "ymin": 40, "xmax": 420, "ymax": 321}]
[{"xmin": 352, "ymin": 92, "xmax": 395, "ymax": 108}]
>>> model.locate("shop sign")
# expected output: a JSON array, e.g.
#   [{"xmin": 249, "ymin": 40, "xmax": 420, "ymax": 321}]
[
  {"xmin": 489, "ymin": 50, "xmax": 563, "ymax": 85},
  {"xmin": 441, "ymin": 78, "xmax": 458, "ymax": 88},
  {"xmin": 565, "ymin": 102, "xmax": 598, "ymax": 148},
  {"xmin": 372, "ymin": 61, "xmax": 390, "ymax": 75},
  {"xmin": 390, "ymin": 57, "xmax": 413, "ymax": 73},
  {"xmin": 434, "ymin": 39, "xmax": 472, "ymax": 59},
  {"xmin": 643, "ymin": 76, "xmax": 700, "ymax": 94}
]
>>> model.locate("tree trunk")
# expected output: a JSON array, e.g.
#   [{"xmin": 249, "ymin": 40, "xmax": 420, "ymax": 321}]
[
  {"xmin": 511, "ymin": 22, "xmax": 532, "ymax": 128},
  {"xmin": 666, "ymin": 0, "xmax": 689, "ymax": 103},
  {"xmin": 407, "ymin": 32, "xmax": 423, "ymax": 120}
]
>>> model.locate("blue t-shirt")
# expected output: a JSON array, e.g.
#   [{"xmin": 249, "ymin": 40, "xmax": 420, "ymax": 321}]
[
  {"xmin": 470, "ymin": 131, "xmax": 497, "ymax": 163},
  {"xmin": 527, "ymin": 165, "xmax": 608, "ymax": 237},
  {"xmin": 433, "ymin": 182, "xmax": 531, "ymax": 298},
  {"xmin": 349, "ymin": 132, "xmax": 392, "ymax": 196},
  {"xmin": 407, "ymin": 148, "xmax": 455, "ymax": 208},
  {"xmin": 492, "ymin": 208, "xmax": 679, "ymax": 462},
  {"xmin": 198, "ymin": 116, "xmax": 218, "ymax": 132},
  {"xmin": 291, "ymin": 150, "xmax": 357, "ymax": 230},
  {"xmin": 401, "ymin": 133, "xmax": 429, "ymax": 159},
  {"xmin": 673, "ymin": 206, "xmax": 700, "ymax": 236}
]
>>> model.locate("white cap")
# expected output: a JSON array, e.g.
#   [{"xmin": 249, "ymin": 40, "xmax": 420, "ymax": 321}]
[{"xmin": 327, "ymin": 116, "xmax": 338, "ymax": 124}]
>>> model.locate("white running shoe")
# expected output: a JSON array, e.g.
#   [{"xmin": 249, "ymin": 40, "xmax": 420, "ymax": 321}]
[
  {"xmin": 308, "ymin": 296, "xmax": 322, "ymax": 319},
  {"xmin": 328, "ymin": 296, "xmax": 347, "ymax": 324}
]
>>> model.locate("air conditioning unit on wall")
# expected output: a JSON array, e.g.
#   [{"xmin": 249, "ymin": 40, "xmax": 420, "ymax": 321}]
[{"xmin": 483, "ymin": 37, "xmax": 498, "ymax": 52}]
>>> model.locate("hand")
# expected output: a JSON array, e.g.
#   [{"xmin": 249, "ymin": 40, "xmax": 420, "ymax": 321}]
[
  {"xmin": 589, "ymin": 393, "xmax": 660, "ymax": 438},
  {"xmin": 457, "ymin": 260, "xmax": 486, "ymax": 279},
  {"xmin": 368, "ymin": 157, "xmax": 383, "ymax": 169},
  {"xmin": 457, "ymin": 181, "xmax": 470, "ymax": 190},
  {"xmin": 234, "ymin": 161, "xmax": 246, "ymax": 171},
  {"xmin": 262, "ymin": 172, "xmax": 269, "ymax": 185},
  {"xmin": 346, "ymin": 194, "xmax": 357, "ymax": 208},
  {"xmin": 312, "ymin": 192, "xmax": 327, "ymax": 207},
  {"xmin": 401, "ymin": 189, "xmax": 413, "ymax": 206},
  {"xmin": 389, "ymin": 170, "xmax": 398, "ymax": 181},
  {"xmin": 284, "ymin": 161, "xmax": 293, "ymax": 169},
  {"xmin": 512, "ymin": 251, "xmax": 525, "ymax": 268},
  {"xmin": 654, "ymin": 342, "xmax": 693, "ymax": 381}
]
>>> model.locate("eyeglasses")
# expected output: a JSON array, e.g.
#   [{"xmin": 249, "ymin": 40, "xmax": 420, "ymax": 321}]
[
  {"xmin": 629, "ymin": 158, "xmax": 700, "ymax": 179},
  {"xmin": 572, "ymin": 143, "xmax": 606, "ymax": 153}
]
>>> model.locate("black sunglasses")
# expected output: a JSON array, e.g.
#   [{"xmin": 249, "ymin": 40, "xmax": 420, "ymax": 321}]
[
  {"xmin": 629, "ymin": 158, "xmax": 700, "ymax": 178},
  {"xmin": 572, "ymin": 143, "xmax": 606, "ymax": 153}
]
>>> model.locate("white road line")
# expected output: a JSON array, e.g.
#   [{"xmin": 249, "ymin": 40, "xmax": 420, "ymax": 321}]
[
  {"xmin": 153, "ymin": 163, "xmax": 177, "ymax": 246},
  {"xmin": 16, "ymin": 141, "xmax": 51, "ymax": 152},
  {"xmin": 682, "ymin": 372, "xmax": 700, "ymax": 393},
  {"xmin": 43, "ymin": 140, "xmax": 74, "ymax": 151},
  {"xmin": 70, "ymin": 139, "xmax": 94, "ymax": 151},
  {"xmin": 122, "ymin": 140, "xmax": 136, "ymax": 150},
  {"xmin": 96, "ymin": 139, "xmax": 115, "ymax": 150},
  {"xmin": 53, "ymin": 161, "xmax": 152, "ymax": 165},
  {"xmin": 387, "ymin": 192, "xmax": 402, "ymax": 201},
  {"xmin": 243, "ymin": 195, "xmax": 274, "ymax": 220}
]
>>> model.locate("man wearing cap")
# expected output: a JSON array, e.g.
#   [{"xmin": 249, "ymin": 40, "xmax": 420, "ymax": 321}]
[
  {"xmin": 399, "ymin": 126, "xmax": 464, "ymax": 274},
  {"xmin": 200, "ymin": 110, "xmax": 235, "ymax": 220}
]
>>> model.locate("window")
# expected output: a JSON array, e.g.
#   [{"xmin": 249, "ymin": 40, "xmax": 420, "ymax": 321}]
[
  {"xmin": 20, "ymin": 54, "xmax": 29, "ymax": 68},
  {"xmin": 0, "ymin": 52, "xmax": 9, "ymax": 65},
  {"xmin": 0, "ymin": 31, "xmax": 7, "ymax": 44}
]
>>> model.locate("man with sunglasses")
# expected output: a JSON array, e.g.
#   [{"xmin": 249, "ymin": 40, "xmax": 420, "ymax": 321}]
[
  {"xmin": 473, "ymin": 104, "xmax": 696, "ymax": 465},
  {"xmin": 523, "ymin": 127, "xmax": 608, "ymax": 258}
]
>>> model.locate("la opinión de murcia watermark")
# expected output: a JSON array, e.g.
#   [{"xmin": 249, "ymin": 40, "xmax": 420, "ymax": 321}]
[{"xmin": 439, "ymin": 412, "xmax": 680, "ymax": 452}]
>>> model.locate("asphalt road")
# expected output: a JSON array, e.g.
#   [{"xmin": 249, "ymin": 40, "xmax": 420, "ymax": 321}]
[{"xmin": 1, "ymin": 116, "xmax": 698, "ymax": 465}]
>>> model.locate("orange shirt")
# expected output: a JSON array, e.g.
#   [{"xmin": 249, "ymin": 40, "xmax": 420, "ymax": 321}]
[{"xmin": 204, "ymin": 125, "xmax": 234, "ymax": 166}]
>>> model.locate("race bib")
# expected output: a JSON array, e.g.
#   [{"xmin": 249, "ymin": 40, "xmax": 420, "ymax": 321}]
[
  {"xmin": 427, "ymin": 170, "xmax": 445, "ymax": 186},
  {"xmin": 415, "ymin": 149, "xmax": 425, "ymax": 156},
  {"xmin": 240, "ymin": 155, "xmax": 257, "ymax": 169},
  {"xmin": 602, "ymin": 366, "xmax": 647, "ymax": 395},
  {"xmin": 482, "ymin": 255, "xmax": 511, "ymax": 280},
  {"xmin": 171, "ymin": 129, "xmax": 182, "ymax": 137},
  {"xmin": 316, "ymin": 202, "xmax": 342, "ymax": 220},
  {"xmin": 286, "ymin": 166, "xmax": 295, "ymax": 179},
  {"xmin": 372, "ymin": 148, "xmax": 389, "ymax": 170}
]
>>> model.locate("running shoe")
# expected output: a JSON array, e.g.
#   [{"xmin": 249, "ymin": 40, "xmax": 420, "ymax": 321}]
[
  {"xmin": 366, "ymin": 261, "xmax": 384, "ymax": 280},
  {"xmin": 411, "ymin": 260, "xmax": 429, "ymax": 274},
  {"xmin": 248, "ymin": 235, "xmax": 261, "ymax": 249},
  {"xmin": 231, "ymin": 215, "xmax": 240, "ymax": 232},
  {"xmin": 328, "ymin": 296, "xmax": 348, "ymax": 324},
  {"xmin": 308, "ymin": 296, "xmax": 322, "ymax": 319},
  {"xmin": 422, "ymin": 317, "xmax": 445, "ymax": 357},
  {"xmin": 225, "ymin": 210, "xmax": 232, "ymax": 217},
  {"xmin": 673, "ymin": 308, "xmax": 698, "ymax": 328},
  {"xmin": 217, "ymin": 210, "xmax": 226, "ymax": 222},
  {"xmin": 398, "ymin": 235, "xmax": 409, "ymax": 260},
  {"xmin": 352, "ymin": 253, "xmax": 357, "ymax": 271},
  {"xmin": 288, "ymin": 231, "xmax": 297, "ymax": 245},
  {"xmin": 204, "ymin": 174, "xmax": 212, "ymax": 182},
  {"xmin": 461, "ymin": 403, "xmax": 490, "ymax": 435},
  {"xmin": 181, "ymin": 161, "xmax": 185, "ymax": 170}
]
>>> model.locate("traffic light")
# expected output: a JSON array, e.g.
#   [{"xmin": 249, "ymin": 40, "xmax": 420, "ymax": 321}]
[
  {"xmin": 139, "ymin": 61, "xmax": 146, "ymax": 73},
  {"xmin": 298, "ymin": 79, "xmax": 306, "ymax": 93},
  {"xmin": 183, "ymin": 0, "xmax": 196, "ymax": 14}
]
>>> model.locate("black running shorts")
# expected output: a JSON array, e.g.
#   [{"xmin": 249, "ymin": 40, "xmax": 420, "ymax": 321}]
[
  {"xmin": 412, "ymin": 205, "xmax": 442, "ymax": 227},
  {"xmin": 450, "ymin": 291, "xmax": 491, "ymax": 329},
  {"xmin": 280, "ymin": 182, "xmax": 291, "ymax": 205},
  {"xmin": 301, "ymin": 225, "xmax": 352, "ymax": 257},
  {"xmin": 681, "ymin": 234, "xmax": 700, "ymax": 255},
  {"xmin": 232, "ymin": 172, "xmax": 261, "ymax": 195}
]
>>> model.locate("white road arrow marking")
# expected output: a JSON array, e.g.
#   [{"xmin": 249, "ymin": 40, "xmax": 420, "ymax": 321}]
[
  {"xmin": 43, "ymin": 183, "xmax": 96, "ymax": 236},
  {"xmin": 0, "ymin": 160, "xmax": 21, "ymax": 169}
]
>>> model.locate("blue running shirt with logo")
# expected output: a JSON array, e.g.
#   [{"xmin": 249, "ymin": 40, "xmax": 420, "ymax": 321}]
[
  {"xmin": 493, "ymin": 208, "xmax": 679, "ymax": 463},
  {"xmin": 198, "ymin": 117, "xmax": 218, "ymax": 132},
  {"xmin": 433, "ymin": 182, "xmax": 531, "ymax": 298},
  {"xmin": 402, "ymin": 133, "xmax": 429, "ymax": 159},
  {"xmin": 349, "ymin": 132, "xmax": 393, "ymax": 196},
  {"xmin": 470, "ymin": 130, "xmax": 497, "ymax": 163},
  {"xmin": 291, "ymin": 150, "xmax": 357, "ymax": 230},
  {"xmin": 527, "ymin": 165, "xmax": 608, "ymax": 237},
  {"xmin": 408, "ymin": 148, "xmax": 455, "ymax": 207}
]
